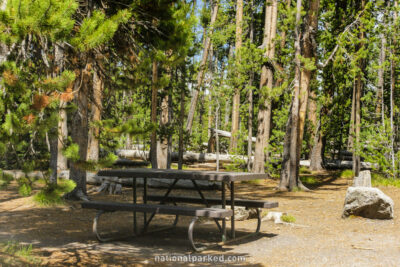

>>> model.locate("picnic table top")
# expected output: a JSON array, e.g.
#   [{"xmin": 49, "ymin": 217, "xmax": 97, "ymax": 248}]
[{"xmin": 97, "ymin": 168, "xmax": 269, "ymax": 182}]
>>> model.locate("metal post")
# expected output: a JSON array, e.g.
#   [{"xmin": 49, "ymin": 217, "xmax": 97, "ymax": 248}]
[
  {"xmin": 143, "ymin": 177, "xmax": 147, "ymax": 230},
  {"xmin": 221, "ymin": 181, "xmax": 226, "ymax": 242},
  {"xmin": 230, "ymin": 181, "xmax": 235, "ymax": 238},
  {"xmin": 133, "ymin": 177, "xmax": 137, "ymax": 235}
]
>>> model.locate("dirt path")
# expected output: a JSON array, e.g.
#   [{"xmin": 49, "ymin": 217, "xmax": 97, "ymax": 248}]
[{"xmin": 0, "ymin": 172, "xmax": 399, "ymax": 266}]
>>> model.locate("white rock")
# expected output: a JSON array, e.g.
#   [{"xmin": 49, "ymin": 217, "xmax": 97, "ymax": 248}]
[
  {"xmin": 262, "ymin": 211, "xmax": 286, "ymax": 224},
  {"xmin": 353, "ymin": 170, "xmax": 371, "ymax": 187}
]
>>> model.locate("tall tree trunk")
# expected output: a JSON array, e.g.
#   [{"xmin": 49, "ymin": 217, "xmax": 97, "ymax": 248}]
[
  {"xmin": 389, "ymin": 1, "xmax": 397, "ymax": 176},
  {"xmin": 87, "ymin": 63, "xmax": 103, "ymax": 162},
  {"xmin": 50, "ymin": 43, "xmax": 67, "ymax": 184},
  {"xmin": 252, "ymin": 0, "xmax": 278, "ymax": 173},
  {"xmin": 178, "ymin": 67, "xmax": 185, "ymax": 170},
  {"xmin": 247, "ymin": 0, "xmax": 255, "ymax": 172},
  {"xmin": 348, "ymin": 80, "xmax": 356, "ymax": 150},
  {"xmin": 279, "ymin": 0, "xmax": 306, "ymax": 191},
  {"xmin": 308, "ymin": 91, "xmax": 324, "ymax": 171},
  {"xmin": 297, "ymin": 0, "xmax": 320, "ymax": 172},
  {"xmin": 66, "ymin": 65, "xmax": 90, "ymax": 200},
  {"xmin": 157, "ymin": 62, "xmax": 171, "ymax": 169},
  {"xmin": 150, "ymin": 60, "xmax": 158, "ymax": 168},
  {"xmin": 352, "ymin": 0, "xmax": 365, "ymax": 177},
  {"xmin": 186, "ymin": 1, "xmax": 219, "ymax": 133},
  {"xmin": 230, "ymin": 0, "xmax": 243, "ymax": 152},
  {"xmin": 309, "ymin": 118, "xmax": 324, "ymax": 170},
  {"xmin": 376, "ymin": 33, "xmax": 386, "ymax": 125}
]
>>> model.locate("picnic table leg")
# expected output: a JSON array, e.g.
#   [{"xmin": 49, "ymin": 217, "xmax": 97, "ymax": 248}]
[
  {"xmin": 144, "ymin": 178, "xmax": 179, "ymax": 231},
  {"xmin": 230, "ymin": 181, "xmax": 235, "ymax": 239},
  {"xmin": 221, "ymin": 181, "xmax": 226, "ymax": 242},
  {"xmin": 133, "ymin": 177, "xmax": 137, "ymax": 235},
  {"xmin": 143, "ymin": 177, "xmax": 147, "ymax": 230},
  {"xmin": 191, "ymin": 180, "xmax": 222, "ymax": 233}
]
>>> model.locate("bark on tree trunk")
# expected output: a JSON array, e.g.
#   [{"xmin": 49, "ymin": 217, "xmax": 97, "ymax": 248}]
[
  {"xmin": 247, "ymin": 0, "xmax": 255, "ymax": 172},
  {"xmin": 230, "ymin": 0, "xmax": 243, "ymax": 152},
  {"xmin": 150, "ymin": 60, "xmax": 158, "ymax": 168},
  {"xmin": 178, "ymin": 67, "xmax": 185, "ymax": 170},
  {"xmin": 279, "ymin": 0, "xmax": 309, "ymax": 191},
  {"xmin": 157, "ymin": 79, "xmax": 170, "ymax": 169},
  {"xmin": 352, "ymin": 0, "xmax": 365, "ymax": 177},
  {"xmin": 186, "ymin": 1, "xmax": 219, "ymax": 133},
  {"xmin": 87, "ymin": 63, "xmax": 103, "ymax": 162},
  {"xmin": 296, "ymin": 0, "xmax": 320, "ymax": 174},
  {"xmin": 252, "ymin": 0, "xmax": 277, "ymax": 173},
  {"xmin": 50, "ymin": 43, "xmax": 67, "ymax": 184},
  {"xmin": 309, "ymin": 119, "xmax": 324, "ymax": 170},
  {"xmin": 376, "ymin": 34, "xmax": 386, "ymax": 124},
  {"xmin": 66, "ymin": 66, "xmax": 90, "ymax": 200}
]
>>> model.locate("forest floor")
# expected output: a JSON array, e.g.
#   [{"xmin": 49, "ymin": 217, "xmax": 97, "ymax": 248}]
[{"xmin": 0, "ymin": 170, "xmax": 399, "ymax": 266}]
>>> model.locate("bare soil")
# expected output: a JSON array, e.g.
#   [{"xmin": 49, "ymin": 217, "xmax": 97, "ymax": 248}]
[{"xmin": 1, "ymin": 171, "xmax": 399, "ymax": 266}]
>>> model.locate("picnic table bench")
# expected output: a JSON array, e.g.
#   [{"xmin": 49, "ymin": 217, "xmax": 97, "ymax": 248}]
[{"xmin": 81, "ymin": 168, "xmax": 278, "ymax": 251}]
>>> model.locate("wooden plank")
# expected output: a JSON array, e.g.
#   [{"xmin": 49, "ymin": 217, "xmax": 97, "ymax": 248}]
[
  {"xmin": 81, "ymin": 201, "xmax": 233, "ymax": 218},
  {"xmin": 97, "ymin": 168, "xmax": 269, "ymax": 182},
  {"xmin": 146, "ymin": 195, "xmax": 279, "ymax": 209}
]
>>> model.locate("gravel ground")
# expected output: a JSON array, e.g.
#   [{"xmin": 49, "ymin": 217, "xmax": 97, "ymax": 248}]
[{"xmin": 0, "ymin": 171, "xmax": 399, "ymax": 266}]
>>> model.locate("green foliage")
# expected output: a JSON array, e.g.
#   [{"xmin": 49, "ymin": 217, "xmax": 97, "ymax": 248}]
[
  {"xmin": 62, "ymin": 143, "xmax": 80, "ymax": 162},
  {"xmin": 1, "ymin": 241, "xmax": 40, "ymax": 265},
  {"xmin": 18, "ymin": 183, "xmax": 32, "ymax": 197},
  {"xmin": 281, "ymin": 214, "xmax": 296, "ymax": 223},
  {"xmin": 72, "ymin": 9, "xmax": 131, "ymax": 51},
  {"xmin": 33, "ymin": 179, "xmax": 76, "ymax": 206},
  {"xmin": 340, "ymin": 170, "xmax": 354, "ymax": 179},
  {"xmin": 299, "ymin": 166, "xmax": 312, "ymax": 174},
  {"xmin": 371, "ymin": 172, "xmax": 400, "ymax": 188},
  {"xmin": 300, "ymin": 176, "xmax": 318, "ymax": 185},
  {"xmin": 0, "ymin": 170, "xmax": 13, "ymax": 188}
]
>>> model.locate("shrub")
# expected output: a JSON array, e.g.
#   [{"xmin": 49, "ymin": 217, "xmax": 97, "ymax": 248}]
[
  {"xmin": 299, "ymin": 166, "xmax": 312, "ymax": 174},
  {"xmin": 371, "ymin": 172, "xmax": 400, "ymax": 188},
  {"xmin": 281, "ymin": 214, "xmax": 296, "ymax": 223},
  {"xmin": 300, "ymin": 176, "xmax": 318, "ymax": 185},
  {"xmin": 340, "ymin": 169, "xmax": 354, "ymax": 179},
  {"xmin": 33, "ymin": 179, "xmax": 76, "ymax": 206},
  {"xmin": 0, "ymin": 171, "xmax": 14, "ymax": 188},
  {"xmin": 18, "ymin": 183, "xmax": 32, "ymax": 197}
]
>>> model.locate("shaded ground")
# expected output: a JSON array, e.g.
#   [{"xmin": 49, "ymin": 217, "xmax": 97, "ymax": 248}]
[{"xmin": 0, "ymin": 171, "xmax": 399, "ymax": 266}]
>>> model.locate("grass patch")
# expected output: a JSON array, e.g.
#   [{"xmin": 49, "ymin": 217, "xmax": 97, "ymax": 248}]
[
  {"xmin": 0, "ymin": 171, "xmax": 13, "ymax": 189},
  {"xmin": 340, "ymin": 169, "xmax": 354, "ymax": 179},
  {"xmin": 300, "ymin": 176, "xmax": 318, "ymax": 185},
  {"xmin": 281, "ymin": 214, "xmax": 296, "ymax": 223},
  {"xmin": 371, "ymin": 172, "xmax": 400, "ymax": 188},
  {"xmin": 0, "ymin": 241, "xmax": 41, "ymax": 265},
  {"xmin": 241, "ymin": 179, "xmax": 263, "ymax": 185},
  {"xmin": 18, "ymin": 183, "xmax": 32, "ymax": 197},
  {"xmin": 33, "ymin": 179, "xmax": 76, "ymax": 206},
  {"xmin": 299, "ymin": 166, "xmax": 312, "ymax": 174}
]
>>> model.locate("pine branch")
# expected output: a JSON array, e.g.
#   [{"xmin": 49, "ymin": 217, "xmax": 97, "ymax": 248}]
[{"xmin": 318, "ymin": 9, "xmax": 366, "ymax": 69}]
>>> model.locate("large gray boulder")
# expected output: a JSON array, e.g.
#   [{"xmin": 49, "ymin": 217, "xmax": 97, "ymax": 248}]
[{"xmin": 342, "ymin": 187, "xmax": 394, "ymax": 219}]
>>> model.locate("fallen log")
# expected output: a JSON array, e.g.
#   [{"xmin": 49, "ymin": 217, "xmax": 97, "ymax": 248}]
[
  {"xmin": 209, "ymin": 128, "xmax": 257, "ymax": 142},
  {"xmin": 116, "ymin": 149, "xmax": 249, "ymax": 163}
]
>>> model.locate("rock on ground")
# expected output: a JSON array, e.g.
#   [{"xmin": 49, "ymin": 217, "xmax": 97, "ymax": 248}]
[
  {"xmin": 353, "ymin": 170, "xmax": 371, "ymax": 187},
  {"xmin": 342, "ymin": 187, "xmax": 394, "ymax": 219}
]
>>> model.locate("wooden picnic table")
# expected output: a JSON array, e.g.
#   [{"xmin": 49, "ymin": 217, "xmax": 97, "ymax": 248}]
[{"xmin": 85, "ymin": 168, "xmax": 278, "ymax": 251}]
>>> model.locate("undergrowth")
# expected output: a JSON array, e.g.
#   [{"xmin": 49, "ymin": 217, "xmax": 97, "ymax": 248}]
[
  {"xmin": 300, "ymin": 176, "xmax": 318, "ymax": 185},
  {"xmin": 340, "ymin": 169, "xmax": 354, "ymax": 179},
  {"xmin": 281, "ymin": 214, "xmax": 296, "ymax": 223},
  {"xmin": 371, "ymin": 172, "xmax": 400, "ymax": 188},
  {"xmin": 33, "ymin": 179, "xmax": 76, "ymax": 206},
  {"xmin": 0, "ymin": 171, "xmax": 13, "ymax": 189},
  {"xmin": 0, "ymin": 241, "xmax": 41, "ymax": 265}
]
